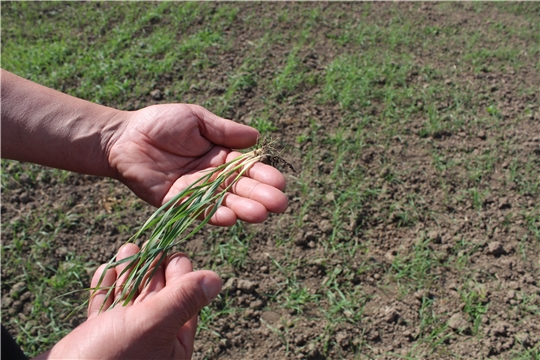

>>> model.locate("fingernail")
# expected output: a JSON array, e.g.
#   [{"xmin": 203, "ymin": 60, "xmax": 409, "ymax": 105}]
[{"xmin": 200, "ymin": 275, "xmax": 222, "ymax": 301}]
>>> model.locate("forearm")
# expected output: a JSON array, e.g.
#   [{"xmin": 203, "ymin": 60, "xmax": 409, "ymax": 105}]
[{"xmin": 1, "ymin": 69, "xmax": 127, "ymax": 177}]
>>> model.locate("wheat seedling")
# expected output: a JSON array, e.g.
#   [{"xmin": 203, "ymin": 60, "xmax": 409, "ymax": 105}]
[{"xmin": 89, "ymin": 139, "xmax": 290, "ymax": 311}]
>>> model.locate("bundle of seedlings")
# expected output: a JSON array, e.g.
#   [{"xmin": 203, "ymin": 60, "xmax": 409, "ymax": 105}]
[{"xmin": 89, "ymin": 139, "xmax": 292, "ymax": 311}]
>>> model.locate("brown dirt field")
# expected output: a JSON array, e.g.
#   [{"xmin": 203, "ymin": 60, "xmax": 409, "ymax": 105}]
[{"xmin": 2, "ymin": 2, "xmax": 539, "ymax": 359}]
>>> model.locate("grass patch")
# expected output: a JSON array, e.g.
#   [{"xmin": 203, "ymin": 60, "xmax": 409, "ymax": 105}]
[{"xmin": 2, "ymin": 2, "xmax": 539, "ymax": 358}]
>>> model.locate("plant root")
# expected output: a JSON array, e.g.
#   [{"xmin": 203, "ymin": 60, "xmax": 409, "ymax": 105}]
[{"xmin": 256, "ymin": 137, "xmax": 297, "ymax": 174}]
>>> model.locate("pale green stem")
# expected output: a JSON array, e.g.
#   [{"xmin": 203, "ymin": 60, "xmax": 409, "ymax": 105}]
[{"xmin": 90, "ymin": 150, "xmax": 263, "ymax": 310}]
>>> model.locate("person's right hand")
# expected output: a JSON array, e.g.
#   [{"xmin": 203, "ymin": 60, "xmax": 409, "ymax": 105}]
[{"xmin": 35, "ymin": 244, "xmax": 222, "ymax": 360}]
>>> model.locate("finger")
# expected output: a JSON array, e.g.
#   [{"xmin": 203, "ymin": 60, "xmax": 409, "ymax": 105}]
[
  {"xmin": 164, "ymin": 254, "xmax": 199, "ymax": 355},
  {"xmin": 164, "ymin": 148, "xmax": 288, "ymax": 226},
  {"xmin": 170, "ymin": 184, "xmax": 274, "ymax": 227},
  {"xmin": 226, "ymin": 151, "xmax": 287, "ymax": 191},
  {"xmin": 165, "ymin": 252, "xmax": 193, "ymax": 280},
  {"xmin": 220, "ymin": 193, "xmax": 270, "ymax": 223},
  {"xmin": 202, "ymin": 191, "xmax": 285, "ymax": 226},
  {"xmin": 190, "ymin": 105, "xmax": 259, "ymax": 149},
  {"xmin": 219, "ymin": 152, "xmax": 288, "ymax": 214},
  {"xmin": 201, "ymin": 195, "xmax": 268, "ymax": 226},
  {"xmin": 140, "ymin": 270, "xmax": 222, "ymax": 344},
  {"xmin": 134, "ymin": 251, "xmax": 167, "ymax": 303},
  {"xmin": 227, "ymin": 176, "xmax": 288, "ymax": 214},
  {"xmin": 87, "ymin": 263, "xmax": 117, "ymax": 319},
  {"xmin": 206, "ymin": 206, "xmax": 238, "ymax": 227},
  {"xmin": 114, "ymin": 243, "xmax": 140, "ymax": 303}
]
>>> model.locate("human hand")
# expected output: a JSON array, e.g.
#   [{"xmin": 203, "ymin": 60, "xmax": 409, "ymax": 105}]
[
  {"xmin": 35, "ymin": 244, "xmax": 220, "ymax": 360},
  {"xmin": 108, "ymin": 104, "xmax": 288, "ymax": 226},
  {"xmin": 1, "ymin": 71, "xmax": 287, "ymax": 222}
]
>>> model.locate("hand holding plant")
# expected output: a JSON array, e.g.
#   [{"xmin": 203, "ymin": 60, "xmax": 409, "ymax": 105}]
[
  {"xmin": 34, "ymin": 244, "xmax": 220, "ymax": 360},
  {"xmin": 108, "ymin": 103, "xmax": 288, "ymax": 226},
  {"xmin": 2, "ymin": 69, "xmax": 291, "ymax": 357},
  {"xmin": 94, "ymin": 137, "xmax": 291, "ymax": 310},
  {"xmin": 2, "ymin": 69, "xmax": 287, "ymax": 226}
]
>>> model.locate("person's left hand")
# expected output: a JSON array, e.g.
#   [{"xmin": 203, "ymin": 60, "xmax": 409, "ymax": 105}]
[
  {"xmin": 107, "ymin": 104, "xmax": 288, "ymax": 226},
  {"xmin": 34, "ymin": 243, "xmax": 221, "ymax": 360}
]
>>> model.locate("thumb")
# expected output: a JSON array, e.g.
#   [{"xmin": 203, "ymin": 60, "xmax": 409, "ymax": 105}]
[
  {"xmin": 141, "ymin": 270, "xmax": 222, "ymax": 330},
  {"xmin": 191, "ymin": 105, "xmax": 260, "ymax": 149}
]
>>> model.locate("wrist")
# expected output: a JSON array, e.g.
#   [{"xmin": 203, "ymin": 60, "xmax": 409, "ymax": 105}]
[
  {"xmin": 1, "ymin": 69, "xmax": 128, "ymax": 178},
  {"xmin": 98, "ymin": 108, "xmax": 130, "ymax": 180}
]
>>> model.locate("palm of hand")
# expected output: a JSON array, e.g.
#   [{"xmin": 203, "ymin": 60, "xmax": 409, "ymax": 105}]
[
  {"xmin": 108, "ymin": 104, "xmax": 287, "ymax": 226},
  {"xmin": 109, "ymin": 104, "xmax": 236, "ymax": 206}
]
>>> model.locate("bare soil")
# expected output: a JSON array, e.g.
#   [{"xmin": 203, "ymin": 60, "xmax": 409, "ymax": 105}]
[{"xmin": 2, "ymin": 2, "xmax": 539, "ymax": 359}]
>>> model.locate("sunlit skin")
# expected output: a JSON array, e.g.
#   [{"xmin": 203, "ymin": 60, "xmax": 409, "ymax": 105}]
[
  {"xmin": 1, "ymin": 69, "xmax": 288, "ymax": 226},
  {"xmin": 109, "ymin": 104, "xmax": 288, "ymax": 225}
]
